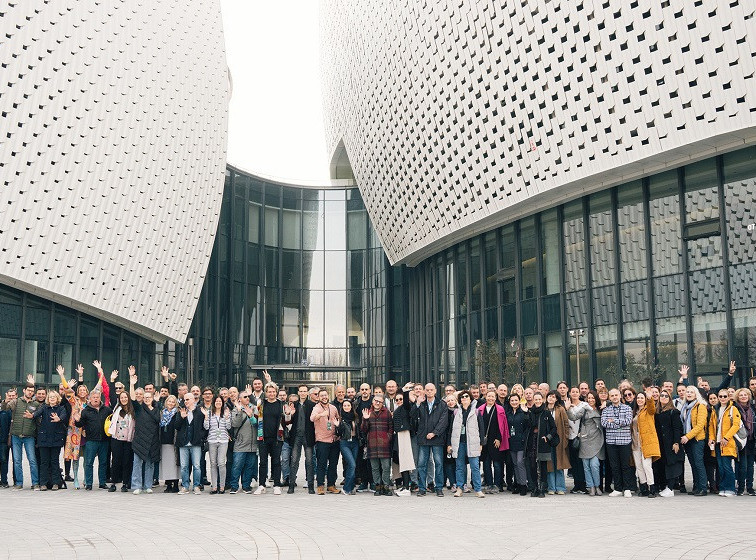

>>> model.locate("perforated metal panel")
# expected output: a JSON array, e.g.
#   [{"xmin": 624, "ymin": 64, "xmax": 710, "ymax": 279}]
[
  {"xmin": 321, "ymin": 0, "xmax": 756, "ymax": 266},
  {"xmin": 0, "ymin": 0, "xmax": 228, "ymax": 342}
]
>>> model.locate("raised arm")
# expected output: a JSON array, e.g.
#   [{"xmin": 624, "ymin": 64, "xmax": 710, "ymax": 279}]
[
  {"xmin": 129, "ymin": 365, "xmax": 137, "ymax": 400},
  {"xmin": 678, "ymin": 364, "xmax": 690, "ymax": 387},
  {"xmin": 716, "ymin": 361, "xmax": 736, "ymax": 393}
]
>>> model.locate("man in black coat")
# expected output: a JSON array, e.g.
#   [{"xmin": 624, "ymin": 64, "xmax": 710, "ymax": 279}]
[
  {"xmin": 412, "ymin": 383, "xmax": 448, "ymax": 497},
  {"xmin": 174, "ymin": 392, "xmax": 207, "ymax": 494},
  {"xmin": 287, "ymin": 384, "xmax": 316, "ymax": 494},
  {"xmin": 73, "ymin": 390, "xmax": 112, "ymax": 490}
]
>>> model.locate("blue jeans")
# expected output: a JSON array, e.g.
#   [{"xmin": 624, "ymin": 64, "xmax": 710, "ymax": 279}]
[
  {"xmin": 417, "ymin": 445, "xmax": 444, "ymax": 492},
  {"xmin": 736, "ymin": 451, "xmax": 754, "ymax": 492},
  {"xmin": 230, "ymin": 451, "xmax": 258, "ymax": 490},
  {"xmin": 281, "ymin": 441, "xmax": 292, "ymax": 481},
  {"xmin": 455, "ymin": 441, "xmax": 481, "ymax": 492},
  {"xmin": 340, "ymin": 440, "xmax": 358, "ymax": 493},
  {"xmin": 684, "ymin": 439, "xmax": 707, "ymax": 493},
  {"xmin": 716, "ymin": 447, "xmax": 736, "ymax": 493},
  {"xmin": 179, "ymin": 445, "xmax": 202, "ymax": 489},
  {"xmin": 11, "ymin": 435, "xmax": 38, "ymax": 487},
  {"xmin": 582, "ymin": 457, "xmax": 600, "ymax": 488},
  {"xmin": 83, "ymin": 440, "xmax": 108, "ymax": 487},
  {"xmin": 131, "ymin": 454, "xmax": 155, "ymax": 490}
]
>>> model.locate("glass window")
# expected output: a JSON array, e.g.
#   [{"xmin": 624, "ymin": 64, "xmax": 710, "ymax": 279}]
[
  {"xmin": 281, "ymin": 250, "xmax": 301, "ymax": 289},
  {"xmin": 281, "ymin": 289, "xmax": 301, "ymax": 347},
  {"xmin": 563, "ymin": 200, "xmax": 586, "ymax": 291},
  {"xmin": 264, "ymin": 247, "xmax": 279, "ymax": 287},
  {"xmin": 617, "ymin": 181, "xmax": 647, "ymax": 282},
  {"xmin": 281, "ymin": 209, "xmax": 301, "ymax": 250},
  {"xmin": 324, "ymin": 200, "xmax": 346, "ymax": 250},
  {"xmin": 594, "ymin": 324, "xmax": 618, "ymax": 385},
  {"xmin": 79, "ymin": 319, "xmax": 99, "ymax": 387},
  {"xmin": 649, "ymin": 171, "xmax": 682, "ymax": 276},
  {"xmin": 545, "ymin": 332, "xmax": 562, "ymax": 388},
  {"xmin": 499, "ymin": 225, "xmax": 516, "ymax": 304},
  {"xmin": 0, "ymin": 337, "xmax": 18, "ymax": 382},
  {"xmin": 324, "ymin": 251, "xmax": 346, "ymax": 291},
  {"xmin": 484, "ymin": 232, "xmax": 497, "ymax": 306},
  {"xmin": 324, "ymin": 291, "xmax": 347, "ymax": 347},
  {"xmin": 303, "ymin": 197, "xmax": 324, "ymax": 251},
  {"xmin": 302, "ymin": 290, "xmax": 324, "ymax": 348},
  {"xmin": 469, "ymin": 239, "xmax": 481, "ymax": 311},
  {"xmin": 348, "ymin": 251, "xmax": 365, "ymax": 290},
  {"xmin": 52, "ymin": 308, "xmax": 75, "ymax": 386},
  {"xmin": 102, "ymin": 327, "xmax": 119, "ymax": 374},
  {"xmin": 523, "ymin": 335, "xmax": 540, "ymax": 382},
  {"xmin": 121, "ymin": 333, "xmax": 139, "ymax": 374},
  {"xmin": 347, "ymin": 290, "xmax": 365, "ymax": 345},
  {"xmin": 0, "ymin": 287, "xmax": 21, "ymax": 381},
  {"xmin": 248, "ymin": 202, "xmax": 260, "ymax": 244},
  {"xmin": 247, "ymin": 245, "xmax": 260, "ymax": 285},
  {"xmin": 589, "ymin": 192, "xmax": 615, "ymax": 286},
  {"xmin": 684, "ymin": 158, "xmax": 719, "ymax": 223},
  {"xmin": 24, "ymin": 298, "xmax": 50, "ymax": 384},
  {"xmin": 302, "ymin": 251, "xmax": 324, "ymax": 291},
  {"xmin": 540, "ymin": 210, "xmax": 560, "ymax": 295},
  {"xmin": 247, "ymin": 284, "xmax": 262, "ymax": 346},
  {"xmin": 520, "ymin": 218, "xmax": 537, "ymax": 299},
  {"xmin": 623, "ymin": 321, "xmax": 652, "ymax": 385},
  {"xmin": 264, "ymin": 288, "xmax": 279, "ymax": 345},
  {"xmin": 264, "ymin": 206, "xmax": 279, "ymax": 247},
  {"xmin": 347, "ymin": 210, "xmax": 367, "ymax": 250},
  {"xmin": 655, "ymin": 317, "xmax": 689, "ymax": 381}
]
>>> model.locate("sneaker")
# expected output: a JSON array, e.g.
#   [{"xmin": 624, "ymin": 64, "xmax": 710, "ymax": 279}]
[
  {"xmin": 595, "ymin": 487, "xmax": 603, "ymax": 496},
  {"xmin": 659, "ymin": 488, "xmax": 674, "ymax": 498},
  {"xmin": 556, "ymin": 491, "xmax": 565, "ymax": 495},
  {"xmin": 230, "ymin": 488, "xmax": 238, "ymax": 495},
  {"xmin": 33, "ymin": 485, "xmax": 41, "ymax": 491},
  {"xmin": 395, "ymin": 488, "xmax": 411, "ymax": 497},
  {"xmin": 193, "ymin": 486, "xmax": 202, "ymax": 495},
  {"xmin": 254, "ymin": 486, "xmax": 266, "ymax": 495},
  {"xmin": 287, "ymin": 486, "xmax": 295, "ymax": 494},
  {"xmin": 121, "ymin": 485, "xmax": 129, "ymax": 492},
  {"xmin": 51, "ymin": 484, "xmax": 59, "ymax": 491},
  {"xmin": 243, "ymin": 487, "xmax": 253, "ymax": 494},
  {"xmin": 476, "ymin": 491, "xmax": 485, "ymax": 498},
  {"xmin": 453, "ymin": 488, "xmax": 463, "ymax": 497},
  {"xmin": 609, "ymin": 490, "xmax": 623, "ymax": 497},
  {"xmin": 436, "ymin": 489, "xmax": 444, "ymax": 497},
  {"xmin": 718, "ymin": 491, "xmax": 727, "ymax": 496},
  {"xmin": 39, "ymin": 486, "xmax": 48, "ymax": 491},
  {"xmin": 547, "ymin": 491, "xmax": 555, "ymax": 495},
  {"xmin": 108, "ymin": 484, "xmax": 117, "ymax": 493},
  {"xmin": 724, "ymin": 491, "xmax": 737, "ymax": 497},
  {"xmin": 133, "ymin": 489, "xmax": 142, "ymax": 495},
  {"xmin": 273, "ymin": 486, "xmax": 281, "ymax": 495},
  {"xmin": 178, "ymin": 487, "xmax": 189, "ymax": 495},
  {"xmin": 316, "ymin": 486, "xmax": 325, "ymax": 495},
  {"xmin": 463, "ymin": 484, "xmax": 471, "ymax": 493},
  {"xmin": 450, "ymin": 485, "xmax": 458, "ymax": 493},
  {"xmin": 747, "ymin": 489, "xmax": 756, "ymax": 496},
  {"xmin": 623, "ymin": 490, "xmax": 632, "ymax": 498},
  {"xmin": 417, "ymin": 490, "xmax": 426, "ymax": 497},
  {"xmin": 145, "ymin": 488, "xmax": 153, "ymax": 494}
]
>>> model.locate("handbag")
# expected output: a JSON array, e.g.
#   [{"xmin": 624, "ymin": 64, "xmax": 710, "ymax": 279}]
[
  {"xmin": 570, "ymin": 435, "xmax": 581, "ymax": 451},
  {"xmin": 104, "ymin": 414, "xmax": 112, "ymax": 436},
  {"xmin": 481, "ymin": 406, "xmax": 496, "ymax": 447}
]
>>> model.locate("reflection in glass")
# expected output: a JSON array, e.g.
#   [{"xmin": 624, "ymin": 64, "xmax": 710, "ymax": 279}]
[
  {"xmin": 617, "ymin": 182, "xmax": 647, "ymax": 282},
  {"xmin": 302, "ymin": 251, "xmax": 324, "ymax": 291},
  {"xmin": 324, "ymin": 200, "xmax": 346, "ymax": 250},
  {"xmin": 656, "ymin": 317, "xmax": 688, "ymax": 381},
  {"xmin": 589, "ymin": 192, "xmax": 615, "ymax": 287},
  {"xmin": 649, "ymin": 171, "xmax": 682, "ymax": 276},
  {"xmin": 520, "ymin": 218, "xmax": 537, "ymax": 300},
  {"xmin": 563, "ymin": 201, "xmax": 586, "ymax": 291},
  {"xmin": 540, "ymin": 210, "xmax": 559, "ymax": 295},
  {"xmin": 264, "ymin": 206, "xmax": 279, "ymax": 247},
  {"xmin": 324, "ymin": 251, "xmax": 346, "ymax": 291},
  {"xmin": 282, "ymin": 208, "xmax": 301, "ymax": 250},
  {"xmin": 302, "ymin": 290, "xmax": 324, "ymax": 348}
]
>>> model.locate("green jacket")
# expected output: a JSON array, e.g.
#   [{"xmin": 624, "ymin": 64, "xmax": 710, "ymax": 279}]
[{"xmin": 1, "ymin": 397, "xmax": 41, "ymax": 438}]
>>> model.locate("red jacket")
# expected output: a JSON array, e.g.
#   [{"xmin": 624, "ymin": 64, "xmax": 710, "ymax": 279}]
[
  {"xmin": 362, "ymin": 406, "xmax": 394, "ymax": 459},
  {"xmin": 477, "ymin": 403, "xmax": 510, "ymax": 451}
]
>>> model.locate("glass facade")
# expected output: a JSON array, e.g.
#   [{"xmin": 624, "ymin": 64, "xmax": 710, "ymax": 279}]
[
  {"xmin": 0, "ymin": 285, "xmax": 155, "ymax": 391},
  {"xmin": 407, "ymin": 147, "xmax": 756, "ymax": 389},
  {"xmin": 164, "ymin": 168, "xmax": 406, "ymax": 390}
]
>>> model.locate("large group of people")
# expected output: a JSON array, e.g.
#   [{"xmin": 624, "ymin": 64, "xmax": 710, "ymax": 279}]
[{"xmin": 1, "ymin": 359, "xmax": 754, "ymax": 500}]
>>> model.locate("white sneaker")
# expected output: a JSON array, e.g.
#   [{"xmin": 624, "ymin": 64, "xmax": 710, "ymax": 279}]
[
  {"xmin": 609, "ymin": 490, "xmax": 623, "ymax": 497},
  {"xmin": 476, "ymin": 491, "xmax": 485, "ymax": 498},
  {"xmin": 395, "ymin": 488, "xmax": 411, "ymax": 497},
  {"xmin": 273, "ymin": 486, "xmax": 281, "ymax": 495},
  {"xmin": 145, "ymin": 488, "xmax": 153, "ymax": 494},
  {"xmin": 659, "ymin": 488, "xmax": 674, "ymax": 498},
  {"xmin": 251, "ymin": 480, "xmax": 259, "ymax": 489},
  {"xmin": 265, "ymin": 478, "xmax": 274, "ymax": 488},
  {"xmin": 719, "ymin": 491, "xmax": 727, "ymax": 496},
  {"xmin": 133, "ymin": 489, "xmax": 141, "ymax": 495},
  {"xmin": 253, "ymin": 486, "xmax": 266, "ymax": 495},
  {"xmin": 623, "ymin": 490, "xmax": 632, "ymax": 498},
  {"xmin": 193, "ymin": 486, "xmax": 202, "ymax": 495},
  {"xmin": 178, "ymin": 487, "xmax": 189, "ymax": 495},
  {"xmin": 724, "ymin": 491, "xmax": 736, "ymax": 497}
]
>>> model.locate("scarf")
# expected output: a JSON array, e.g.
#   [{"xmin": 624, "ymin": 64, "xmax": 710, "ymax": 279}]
[
  {"xmin": 738, "ymin": 404, "xmax": 754, "ymax": 437},
  {"xmin": 680, "ymin": 400, "xmax": 696, "ymax": 434},
  {"xmin": 160, "ymin": 407, "xmax": 177, "ymax": 427}
]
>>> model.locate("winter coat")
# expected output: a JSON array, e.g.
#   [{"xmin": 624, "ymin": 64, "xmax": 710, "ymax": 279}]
[
  {"xmin": 230, "ymin": 406, "xmax": 258, "ymax": 453},
  {"xmin": 2, "ymin": 397, "xmax": 41, "ymax": 438},
  {"xmin": 566, "ymin": 403, "xmax": 604, "ymax": 460},
  {"xmin": 174, "ymin": 407, "xmax": 207, "ymax": 448},
  {"xmin": 526, "ymin": 406, "xmax": 558, "ymax": 458},
  {"xmin": 708, "ymin": 403, "xmax": 741, "ymax": 458},
  {"xmin": 392, "ymin": 391, "xmax": 415, "ymax": 433},
  {"xmin": 635, "ymin": 398, "xmax": 661, "ymax": 460},
  {"xmin": 549, "ymin": 406, "xmax": 571, "ymax": 470},
  {"xmin": 159, "ymin": 411, "xmax": 179, "ymax": 445},
  {"xmin": 287, "ymin": 400, "xmax": 315, "ymax": 447},
  {"xmin": 682, "ymin": 401, "xmax": 708, "ymax": 441},
  {"xmin": 450, "ymin": 405, "xmax": 483, "ymax": 458},
  {"xmin": 505, "ymin": 406, "xmax": 530, "ymax": 453},
  {"xmin": 413, "ymin": 398, "xmax": 449, "ymax": 447},
  {"xmin": 75, "ymin": 404, "xmax": 112, "ymax": 442},
  {"xmin": 132, "ymin": 403, "xmax": 161, "ymax": 463},
  {"xmin": 655, "ymin": 407, "xmax": 685, "ymax": 478},
  {"xmin": 362, "ymin": 406, "xmax": 393, "ymax": 459},
  {"xmin": 477, "ymin": 402, "xmax": 510, "ymax": 452},
  {"xmin": 33, "ymin": 404, "xmax": 68, "ymax": 447}
]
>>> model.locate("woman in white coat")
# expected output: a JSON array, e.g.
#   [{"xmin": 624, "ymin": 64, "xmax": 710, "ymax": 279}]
[{"xmin": 448, "ymin": 391, "xmax": 485, "ymax": 498}]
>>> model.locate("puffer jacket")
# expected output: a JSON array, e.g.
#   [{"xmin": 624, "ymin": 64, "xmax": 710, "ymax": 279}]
[
  {"xmin": 132, "ymin": 402, "xmax": 161, "ymax": 463},
  {"xmin": 635, "ymin": 398, "xmax": 661, "ymax": 460},
  {"xmin": 681, "ymin": 401, "xmax": 708, "ymax": 441},
  {"xmin": 450, "ymin": 405, "xmax": 483, "ymax": 458},
  {"xmin": 33, "ymin": 404, "xmax": 68, "ymax": 447},
  {"xmin": 708, "ymin": 402, "xmax": 741, "ymax": 458},
  {"xmin": 2, "ymin": 397, "xmax": 41, "ymax": 438}
]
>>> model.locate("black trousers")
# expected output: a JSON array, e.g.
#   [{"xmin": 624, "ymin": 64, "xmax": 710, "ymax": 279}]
[
  {"xmin": 606, "ymin": 443, "xmax": 636, "ymax": 492},
  {"xmin": 110, "ymin": 439, "xmax": 134, "ymax": 486},
  {"xmin": 704, "ymin": 447, "xmax": 718, "ymax": 492},
  {"xmin": 356, "ymin": 444, "xmax": 372, "ymax": 486},
  {"xmin": 258, "ymin": 438, "xmax": 283, "ymax": 486},
  {"xmin": 568, "ymin": 440, "xmax": 587, "ymax": 491},
  {"xmin": 504, "ymin": 450, "xmax": 514, "ymax": 488},
  {"xmin": 38, "ymin": 446, "xmax": 62, "ymax": 487}
]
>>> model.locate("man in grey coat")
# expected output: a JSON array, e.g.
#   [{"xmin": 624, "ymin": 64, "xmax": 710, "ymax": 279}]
[
  {"xmin": 412, "ymin": 383, "xmax": 448, "ymax": 497},
  {"xmin": 229, "ymin": 391, "xmax": 258, "ymax": 494}
]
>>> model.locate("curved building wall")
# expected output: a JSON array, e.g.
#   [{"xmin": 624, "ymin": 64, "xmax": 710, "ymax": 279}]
[
  {"xmin": 0, "ymin": 1, "xmax": 229, "ymax": 342},
  {"xmin": 321, "ymin": 0, "xmax": 756, "ymax": 266}
]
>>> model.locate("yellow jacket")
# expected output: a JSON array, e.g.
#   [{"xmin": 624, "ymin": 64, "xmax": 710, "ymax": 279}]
[
  {"xmin": 683, "ymin": 402, "xmax": 708, "ymax": 441},
  {"xmin": 637, "ymin": 398, "xmax": 661, "ymax": 460},
  {"xmin": 708, "ymin": 403, "xmax": 741, "ymax": 458}
]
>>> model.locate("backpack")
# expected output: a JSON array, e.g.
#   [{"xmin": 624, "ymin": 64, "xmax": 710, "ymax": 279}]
[{"xmin": 729, "ymin": 406, "xmax": 747, "ymax": 450}]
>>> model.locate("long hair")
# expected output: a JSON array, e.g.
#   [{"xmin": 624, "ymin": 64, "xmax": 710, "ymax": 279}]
[{"xmin": 117, "ymin": 392, "xmax": 134, "ymax": 417}]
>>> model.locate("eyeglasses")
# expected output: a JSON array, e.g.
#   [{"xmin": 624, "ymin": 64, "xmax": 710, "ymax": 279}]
[{"xmin": 718, "ymin": 395, "xmax": 729, "ymax": 399}]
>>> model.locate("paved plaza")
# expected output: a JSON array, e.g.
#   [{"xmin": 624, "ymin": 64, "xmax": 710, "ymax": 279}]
[{"xmin": 1, "ymin": 468, "xmax": 755, "ymax": 560}]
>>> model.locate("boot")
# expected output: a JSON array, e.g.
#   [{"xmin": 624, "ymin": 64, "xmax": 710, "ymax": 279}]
[
  {"xmin": 374, "ymin": 484, "xmax": 383, "ymax": 496},
  {"xmin": 588, "ymin": 487, "xmax": 596, "ymax": 496},
  {"xmin": 308, "ymin": 484, "xmax": 315, "ymax": 495},
  {"xmin": 639, "ymin": 483, "xmax": 649, "ymax": 497},
  {"xmin": 287, "ymin": 484, "xmax": 295, "ymax": 494},
  {"xmin": 316, "ymin": 486, "xmax": 325, "ymax": 495},
  {"xmin": 648, "ymin": 484, "xmax": 658, "ymax": 498},
  {"xmin": 163, "ymin": 480, "xmax": 173, "ymax": 493},
  {"xmin": 382, "ymin": 486, "xmax": 393, "ymax": 496}
]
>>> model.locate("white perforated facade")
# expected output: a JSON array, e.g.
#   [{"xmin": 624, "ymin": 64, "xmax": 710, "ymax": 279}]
[
  {"xmin": 0, "ymin": 0, "xmax": 228, "ymax": 342},
  {"xmin": 321, "ymin": 0, "xmax": 756, "ymax": 266}
]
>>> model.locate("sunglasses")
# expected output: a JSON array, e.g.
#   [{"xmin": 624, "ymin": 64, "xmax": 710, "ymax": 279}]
[{"xmin": 718, "ymin": 395, "xmax": 729, "ymax": 398}]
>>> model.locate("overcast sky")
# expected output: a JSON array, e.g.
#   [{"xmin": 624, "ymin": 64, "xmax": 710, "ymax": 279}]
[{"xmin": 220, "ymin": 1, "xmax": 331, "ymax": 182}]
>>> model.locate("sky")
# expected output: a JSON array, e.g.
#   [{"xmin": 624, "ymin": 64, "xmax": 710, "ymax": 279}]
[{"xmin": 220, "ymin": 1, "xmax": 331, "ymax": 182}]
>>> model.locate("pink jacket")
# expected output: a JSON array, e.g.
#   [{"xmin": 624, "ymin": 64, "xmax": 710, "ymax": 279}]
[{"xmin": 477, "ymin": 403, "xmax": 510, "ymax": 451}]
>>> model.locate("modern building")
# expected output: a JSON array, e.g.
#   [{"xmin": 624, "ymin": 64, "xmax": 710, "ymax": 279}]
[
  {"xmin": 320, "ymin": 0, "xmax": 756, "ymax": 388},
  {"xmin": 0, "ymin": 1, "xmax": 228, "ymax": 388}
]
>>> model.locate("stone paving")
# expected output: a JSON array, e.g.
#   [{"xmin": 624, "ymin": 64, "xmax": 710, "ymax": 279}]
[{"xmin": 2, "ymin": 462, "xmax": 755, "ymax": 559}]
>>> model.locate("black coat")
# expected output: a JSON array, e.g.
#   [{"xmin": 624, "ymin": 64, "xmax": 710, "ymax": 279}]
[
  {"xmin": 506, "ymin": 406, "xmax": 531, "ymax": 453},
  {"xmin": 33, "ymin": 404, "xmax": 68, "ymax": 448},
  {"xmin": 526, "ymin": 406, "xmax": 557, "ymax": 457},
  {"xmin": 287, "ymin": 400, "xmax": 315, "ymax": 447},
  {"xmin": 174, "ymin": 407, "xmax": 207, "ymax": 448},
  {"xmin": 75, "ymin": 404, "xmax": 112, "ymax": 442},
  {"xmin": 160, "ymin": 411, "xmax": 179, "ymax": 445},
  {"xmin": 412, "ymin": 398, "xmax": 449, "ymax": 447},
  {"xmin": 655, "ymin": 407, "xmax": 685, "ymax": 478},
  {"xmin": 392, "ymin": 392, "xmax": 415, "ymax": 433},
  {"xmin": 132, "ymin": 403, "xmax": 161, "ymax": 463}
]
